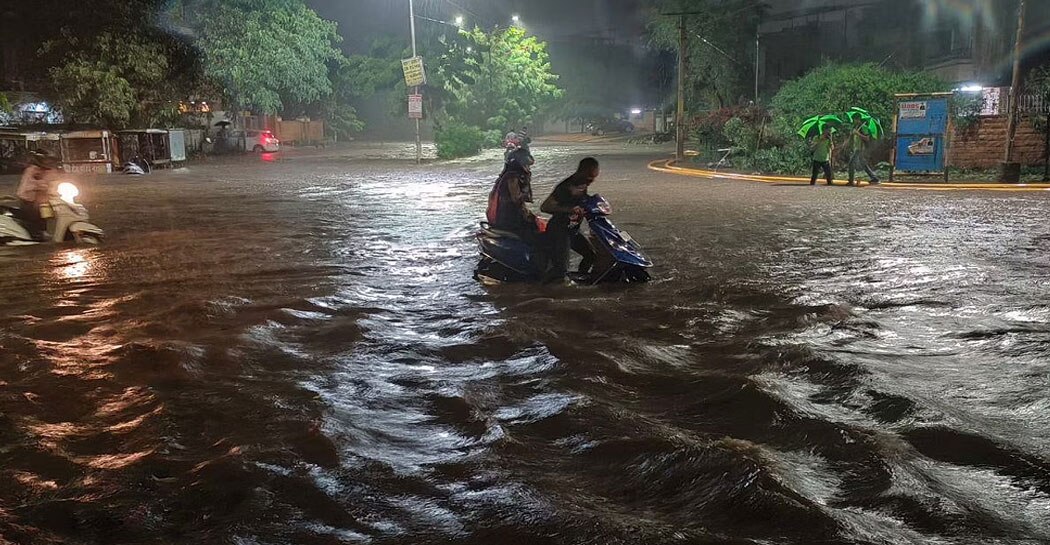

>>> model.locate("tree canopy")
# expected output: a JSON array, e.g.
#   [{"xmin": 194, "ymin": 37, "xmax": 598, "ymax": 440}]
[
  {"xmin": 175, "ymin": 0, "xmax": 343, "ymax": 114},
  {"xmin": 45, "ymin": 32, "xmax": 180, "ymax": 127},
  {"xmin": 442, "ymin": 27, "xmax": 563, "ymax": 131}
]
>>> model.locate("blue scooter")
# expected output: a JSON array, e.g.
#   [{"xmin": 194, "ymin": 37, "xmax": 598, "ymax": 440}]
[{"xmin": 474, "ymin": 194, "xmax": 653, "ymax": 284}]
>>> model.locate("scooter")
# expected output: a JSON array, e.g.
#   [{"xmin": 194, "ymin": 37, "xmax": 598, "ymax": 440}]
[
  {"xmin": 474, "ymin": 194, "xmax": 652, "ymax": 285},
  {"xmin": 122, "ymin": 156, "xmax": 151, "ymax": 175},
  {"xmin": 0, "ymin": 181, "xmax": 104, "ymax": 245}
]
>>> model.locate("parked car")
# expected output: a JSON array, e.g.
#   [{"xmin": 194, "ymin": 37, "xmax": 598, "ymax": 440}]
[
  {"xmin": 587, "ymin": 118, "xmax": 635, "ymax": 136},
  {"xmin": 246, "ymin": 130, "xmax": 280, "ymax": 153}
]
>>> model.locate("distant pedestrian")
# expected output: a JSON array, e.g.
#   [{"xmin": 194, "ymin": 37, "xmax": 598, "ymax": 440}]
[
  {"xmin": 810, "ymin": 126, "xmax": 834, "ymax": 186},
  {"xmin": 846, "ymin": 117, "xmax": 880, "ymax": 186}
]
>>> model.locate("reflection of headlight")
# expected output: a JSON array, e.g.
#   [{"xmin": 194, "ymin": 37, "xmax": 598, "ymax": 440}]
[{"xmin": 57, "ymin": 182, "xmax": 79, "ymax": 204}]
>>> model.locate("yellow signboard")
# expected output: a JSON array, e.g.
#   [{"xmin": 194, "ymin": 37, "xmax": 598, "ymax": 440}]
[{"xmin": 401, "ymin": 56, "xmax": 427, "ymax": 87}]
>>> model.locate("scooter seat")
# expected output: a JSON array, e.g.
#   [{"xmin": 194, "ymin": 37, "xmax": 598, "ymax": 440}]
[{"xmin": 478, "ymin": 222, "xmax": 523, "ymax": 241}]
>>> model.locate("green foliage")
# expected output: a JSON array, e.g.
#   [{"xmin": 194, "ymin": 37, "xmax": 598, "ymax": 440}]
[
  {"xmin": 179, "ymin": 0, "xmax": 342, "ymax": 113},
  {"xmin": 721, "ymin": 107, "xmax": 771, "ymax": 152},
  {"xmin": 482, "ymin": 129, "xmax": 504, "ymax": 149},
  {"xmin": 771, "ymin": 63, "xmax": 946, "ymax": 134},
  {"xmin": 951, "ymin": 92, "xmax": 985, "ymax": 132},
  {"xmin": 691, "ymin": 107, "xmax": 742, "ymax": 148},
  {"xmin": 336, "ymin": 25, "xmax": 560, "ymax": 145},
  {"xmin": 46, "ymin": 31, "xmax": 178, "ymax": 127},
  {"xmin": 0, "ymin": 93, "xmax": 11, "ymax": 114},
  {"xmin": 344, "ymin": 54, "xmax": 401, "ymax": 99},
  {"xmin": 1027, "ymin": 66, "xmax": 1050, "ymax": 134},
  {"xmin": 692, "ymin": 64, "xmax": 943, "ymax": 174},
  {"xmin": 442, "ymin": 27, "xmax": 562, "ymax": 131},
  {"xmin": 435, "ymin": 122, "xmax": 485, "ymax": 159},
  {"xmin": 749, "ymin": 141, "xmax": 811, "ymax": 174},
  {"xmin": 313, "ymin": 55, "xmax": 368, "ymax": 139},
  {"xmin": 649, "ymin": 0, "xmax": 765, "ymax": 110}
]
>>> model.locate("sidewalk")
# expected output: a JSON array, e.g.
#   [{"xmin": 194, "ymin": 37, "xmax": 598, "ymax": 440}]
[{"xmin": 648, "ymin": 159, "xmax": 1050, "ymax": 192}]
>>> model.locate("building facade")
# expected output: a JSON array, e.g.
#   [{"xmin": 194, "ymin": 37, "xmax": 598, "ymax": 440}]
[{"xmin": 758, "ymin": 0, "xmax": 1048, "ymax": 90}]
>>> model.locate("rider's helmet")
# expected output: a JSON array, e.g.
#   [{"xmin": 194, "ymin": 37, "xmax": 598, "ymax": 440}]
[{"xmin": 505, "ymin": 145, "xmax": 534, "ymax": 173}]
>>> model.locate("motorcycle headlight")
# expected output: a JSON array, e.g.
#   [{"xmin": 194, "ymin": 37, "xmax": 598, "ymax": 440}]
[{"xmin": 57, "ymin": 182, "xmax": 80, "ymax": 205}]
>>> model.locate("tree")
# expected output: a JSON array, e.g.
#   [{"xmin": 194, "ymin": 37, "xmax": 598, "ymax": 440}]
[
  {"xmin": 649, "ymin": 0, "xmax": 766, "ymax": 110},
  {"xmin": 45, "ymin": 31, "xmax": 182, "ymax": 127},
  {"xmin": 318, "ymin": 56, "xmax": 370, "ymax": 140},
  {"xmin": 176, "ymin": 0, "xmax": 342, "ymax": 114},
  {"xmin": 1027, "ymin": 66, "xmax": 1050, "ymax": 181},
  {"xmin": 441, "ymin": 27, "xmax": 562, "ymax": 131}
]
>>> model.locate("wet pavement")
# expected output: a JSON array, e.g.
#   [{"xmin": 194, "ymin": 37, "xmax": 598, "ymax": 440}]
[{"xmin": 2, "ymin": 142, "xmax": 1050, "ymax": 544}]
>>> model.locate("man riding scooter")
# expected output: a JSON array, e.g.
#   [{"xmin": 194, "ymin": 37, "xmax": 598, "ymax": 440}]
[{"xmin": 16, "ymin": 151, "xmax": 62, "ymax": 240}]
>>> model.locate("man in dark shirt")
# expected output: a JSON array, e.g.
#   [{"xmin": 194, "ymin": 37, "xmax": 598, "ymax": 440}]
[{"xmin": 541, "ymin": 157, "xmax": 599, "ymax": 283}]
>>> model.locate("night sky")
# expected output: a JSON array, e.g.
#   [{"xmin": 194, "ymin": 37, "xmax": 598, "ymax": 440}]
[{"xmin": 307, "ymin": 0, "xmax": 650, "ymax": 53}]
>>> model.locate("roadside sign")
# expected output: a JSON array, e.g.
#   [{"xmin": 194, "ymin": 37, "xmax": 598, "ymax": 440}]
[
  {"xmin": 892, "ymin": 94, "xmax": 951, "ymax": 178},
  {"xmin": 408, "ymin": 94, "xmax": 423, "ymax": 119},
  {"xmin": 899, "ymin": 101, "xmax": 928, "ymax": 119},
  {"xmin": 401, "ymin": 56, "xmax": 426, "ymax": 87}
]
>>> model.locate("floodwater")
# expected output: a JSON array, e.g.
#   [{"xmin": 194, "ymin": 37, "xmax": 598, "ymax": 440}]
[{"xmin": 2, "ymin": 144, "xmax": 1049, "ymax": 545}]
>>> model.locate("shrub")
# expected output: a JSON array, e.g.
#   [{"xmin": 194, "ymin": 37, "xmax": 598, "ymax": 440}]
[
  {"xmin": 749, "ymin": 141, "xmax": 811, "ymax": 174},
  {"xmin": 483, "ymin": 129, "xmax": 504, "ymax": 149},
  {"xmin": 691, "ymin": 105, "xmax": 771, "ymax": 150},
  {"xmin": 690, "ymin": 107, "xmax": 742, "ymax": 149},
  {"xmin": 435, "ymin": 122, "xmax": 486, "ymax": 159},
  {"xmin": 771, "ymin": 63, "xmax": 945, "ymax": 131}
]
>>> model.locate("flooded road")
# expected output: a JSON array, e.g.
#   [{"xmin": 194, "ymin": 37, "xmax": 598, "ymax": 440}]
[{"xmin": 2, "ymin": 144, "xmax": 1050, "ymax": 544}]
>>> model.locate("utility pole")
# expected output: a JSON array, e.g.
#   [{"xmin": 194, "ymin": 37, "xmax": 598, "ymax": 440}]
[
  {"xmin": 1003, "ymin": 0, "xmax": 1027, "ymax": 182},
  {"xmin": 754, "ymin": 31, "xmax": 760, "ymax": 103},
  {"xmin": 676, "ymin": 15, "xmax": 687, "ymax": 161},
  {"xmin": 409, "ymin": 0, "xmax": 422, "ymax": 164}
]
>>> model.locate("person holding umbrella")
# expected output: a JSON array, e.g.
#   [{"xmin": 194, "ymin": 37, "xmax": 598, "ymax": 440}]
[
  {"xmin": 799, "ymin": 114, "xmax": 842, "ymax": 186},
  {"xmin": 810, "ymin": 125, "xmax": 835, "ymax": 186},
  {"xmin": 845, "ymin": 109, "xmax": 881, "ymax": 186}
]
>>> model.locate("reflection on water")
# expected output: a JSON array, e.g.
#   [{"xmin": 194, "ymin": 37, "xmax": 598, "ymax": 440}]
[
  {"xmin": 1, "ymin": 149, "xmax": 1049, "ymax": 545},
  {"xmin": 51, "ymin": 248, "xmax": 93, "ymax": 280}
]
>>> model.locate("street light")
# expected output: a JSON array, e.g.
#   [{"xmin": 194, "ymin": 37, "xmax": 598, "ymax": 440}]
[
  {"xmin": 466, "ymin": 46, "xmax": 473, "ymax": 53},
  {"xmin": 511, "ymin": 14, "xmax": 520, "ymax": 24},
  {"xmin": 454, "ymin": 15, "xmax": 464, "ymax": 27}
]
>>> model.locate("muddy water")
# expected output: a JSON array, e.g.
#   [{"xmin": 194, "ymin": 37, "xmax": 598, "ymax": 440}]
[{"xmin": 1, "ymin": 145, "xmax": 1049, "ymax": 544}]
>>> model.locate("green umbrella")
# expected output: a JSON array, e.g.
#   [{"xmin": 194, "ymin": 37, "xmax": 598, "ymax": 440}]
[
  {"xmin": 845, "ymin": 107, "xmax": 884, "ymax": 139},
  {"xmin": 797, "ymin": 114, "xmax": 844, "ymax": 139}
]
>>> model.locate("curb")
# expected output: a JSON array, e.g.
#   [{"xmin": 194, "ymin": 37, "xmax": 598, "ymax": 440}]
[{"xmin": 647, "ymin": 160, "xmax": 1050, "ymax": 192}]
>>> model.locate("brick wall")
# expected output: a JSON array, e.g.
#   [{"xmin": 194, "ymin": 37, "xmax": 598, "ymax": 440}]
[{"xmin": 949, "ymin": 115, "xmax": 1047, "ymax": 169}]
